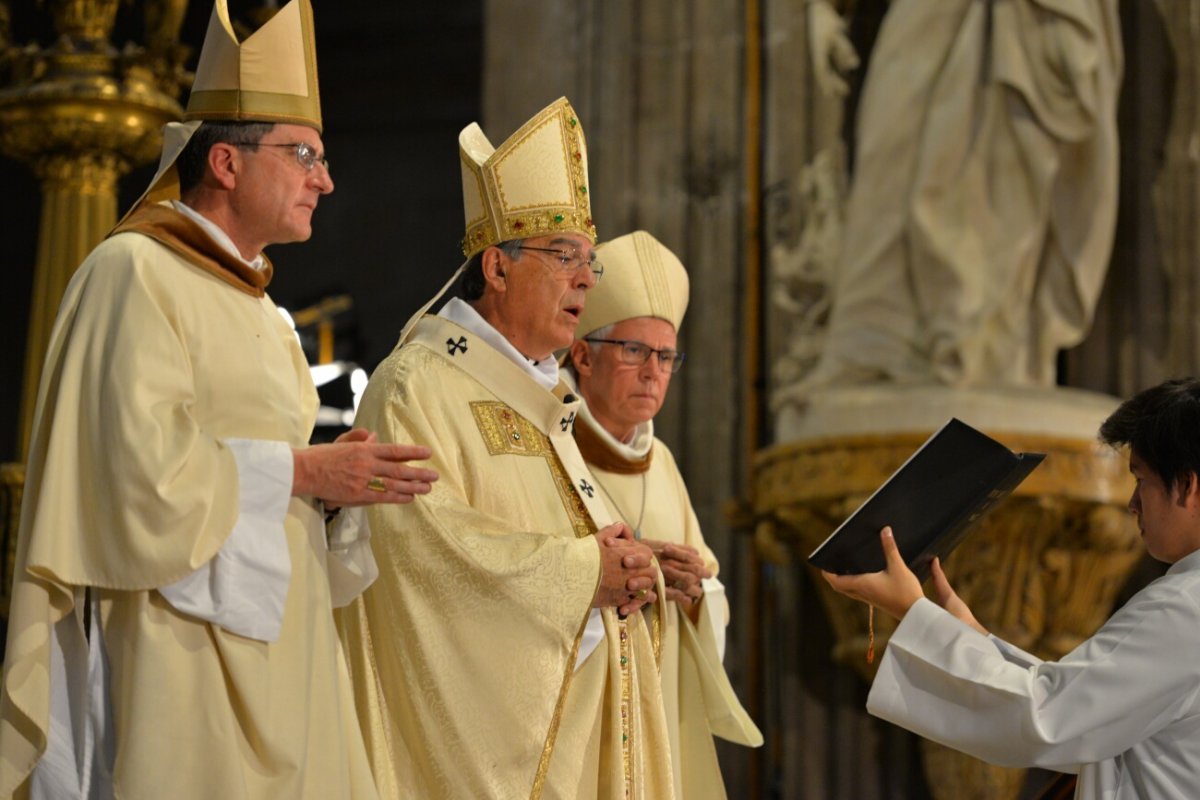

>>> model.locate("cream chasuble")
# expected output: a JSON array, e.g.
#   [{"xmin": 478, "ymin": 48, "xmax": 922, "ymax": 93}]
[
  {"xmin": 0, "ymin": 225, "xmax": 377, "ymax": 799},
  {"xmin": 336, "ymin": 314, "xmax": 674, "ymax": 799},
  {"xmin": 569, "ymin": 407, "xmax": 762, "ymax": 800}
]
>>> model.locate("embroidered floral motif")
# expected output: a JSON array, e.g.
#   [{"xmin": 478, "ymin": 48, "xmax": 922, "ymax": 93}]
[{"xmin": 470, "ymin": 401, "xmax": 594, "ymax": 538}]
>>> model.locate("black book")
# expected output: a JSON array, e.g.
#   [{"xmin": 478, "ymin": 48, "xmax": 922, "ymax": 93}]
[{"xmin": 807, "ymin": 418, "xmax": 1045, "ymax": 582}]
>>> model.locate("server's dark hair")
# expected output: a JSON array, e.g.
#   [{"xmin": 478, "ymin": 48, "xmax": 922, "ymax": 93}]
[
  {"xmin": 176, "ymin": 121, "xmax": 275, "ymax": 194},
  {"xmin": 1099, "ymin": 378, "xmax": 1200, "ymax": 491}
]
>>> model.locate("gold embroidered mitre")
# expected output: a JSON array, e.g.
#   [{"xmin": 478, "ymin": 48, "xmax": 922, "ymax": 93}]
[
  {"xmin": 576, "ymin": 230, "xmax": 690, "ymax": 335},
  {"xmin": 185, "ymin": 0, "xmax": 322, "ymax": 131},
  {"xmin": 459, "ymin": 97, "xmax": 597, "ymax": 258}
]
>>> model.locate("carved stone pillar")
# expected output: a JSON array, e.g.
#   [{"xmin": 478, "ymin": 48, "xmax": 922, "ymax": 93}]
[{"xmin": 755, "ymin": 385, "xmax": 1142, "ymax": 800}]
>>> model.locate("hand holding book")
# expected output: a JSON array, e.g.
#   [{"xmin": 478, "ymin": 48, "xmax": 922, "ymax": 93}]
[
  {"xmin": 821, "ymin": 526, "xmax": 924, "ymax": 619},
  {"xmin": 807, "ymin": 418, "xmax": 1045, "ymax": 581},
  {"xmin": 823, "ymin": 526, "xmax": 990, "ymax": 633}
]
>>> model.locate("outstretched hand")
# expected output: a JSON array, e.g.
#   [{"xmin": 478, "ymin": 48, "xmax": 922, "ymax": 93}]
[
  {"xmin": 821, "ymin": 526, "xmax": 924, "ymax": 621},
  {"xmin": 292, "ymin": 428, "xmax": 439, "ymax": 508}
]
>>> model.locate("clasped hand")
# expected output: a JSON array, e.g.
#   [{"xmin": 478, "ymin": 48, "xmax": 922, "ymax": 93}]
[
  {"xmin": 593, "ymin": 523, "xmax": 658, "ymax": 617},
  {"xmin": 642, "ymin": 539, "xmax": 712, "ymax": 608}
]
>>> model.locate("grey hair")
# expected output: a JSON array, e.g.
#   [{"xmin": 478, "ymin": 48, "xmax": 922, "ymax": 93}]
[
  {"xmin": 582, "ymin": 323, "xmax": 614, "ymax": 349},
  {"xmin": 562, "ymin": 323, "xmax": 615, "ymax": 380},
  {"xmin": 460, "ymin": 239, "xmax": 525, "ymax": 300}
]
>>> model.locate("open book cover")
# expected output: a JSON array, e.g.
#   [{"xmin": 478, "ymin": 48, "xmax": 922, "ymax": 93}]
[{"xmin": 807, "ymin": 418, "xmax": 1045, "ymax": 582}]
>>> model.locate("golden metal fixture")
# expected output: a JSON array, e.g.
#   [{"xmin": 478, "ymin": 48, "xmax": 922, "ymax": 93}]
[
  {"xmin": 0, "ymin": 0, "xmax": 193, "ymax": 619},
  {"xmin": 0, "ymin": 0, "xmax": 191, "ymax": 460}
]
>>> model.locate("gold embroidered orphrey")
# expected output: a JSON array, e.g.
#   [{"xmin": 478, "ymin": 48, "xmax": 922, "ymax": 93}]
[
  {"xmin": 471, "ymin": 401, "xmax": 596, "ymax": 539},
  {"xmin": 472, "ymin": 400, "xmax": 647, "ymax": 798}
]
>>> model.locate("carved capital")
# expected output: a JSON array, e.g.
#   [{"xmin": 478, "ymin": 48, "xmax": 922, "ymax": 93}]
[
  {"xmin": 34, "ymin": 151, "xmax": 123, "ymax": 194},
  {"xmin": 47, "ymin": 0, "xmax": 121, "ymax": 44}
]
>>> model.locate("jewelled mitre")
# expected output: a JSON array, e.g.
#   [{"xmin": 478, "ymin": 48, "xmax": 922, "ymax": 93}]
[
  {"xmin": 119, "ymin": 0, "xmax": 321, "ymax": 223},
  {"xmin": 460, "ymin": 97, "xmax": 597, "ymax": 258},
  {"xmin": 576, "ymin": 230, "xmax": 690, "ymax": 336}
]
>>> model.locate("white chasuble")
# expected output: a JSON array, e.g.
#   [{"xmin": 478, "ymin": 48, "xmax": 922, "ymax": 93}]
[{"xmin": 337, "ymin": 315, "xmax": 675, "ymax": 799}]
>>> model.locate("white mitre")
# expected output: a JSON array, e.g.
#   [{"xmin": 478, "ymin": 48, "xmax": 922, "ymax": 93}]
[{"xmin": 576, "ymin": 230, "xmax": 690, "ymax": 336}]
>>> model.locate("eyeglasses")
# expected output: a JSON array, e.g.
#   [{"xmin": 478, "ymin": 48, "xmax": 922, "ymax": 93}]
[
  {"xmin": 517, "ymin": 245, "xmax": 604, "ymax": 282},
  {"xmin": 585, "ymin": 338, "xmax": 686, "ymax": 373},
  {"xmin": 240, "ymin": 141, "xmax": 329, "ymax": 173}
]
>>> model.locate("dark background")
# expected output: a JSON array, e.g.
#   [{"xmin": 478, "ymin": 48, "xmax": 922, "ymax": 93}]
[{"xmin": 0, "ymin": 0, "xmax": 485, "ymax": 461}]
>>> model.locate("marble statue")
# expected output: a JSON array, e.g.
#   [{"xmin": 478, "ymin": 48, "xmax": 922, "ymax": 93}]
[{"xmin": 780, "ymin": 0, "xmax": 1122, "ymax": 406}]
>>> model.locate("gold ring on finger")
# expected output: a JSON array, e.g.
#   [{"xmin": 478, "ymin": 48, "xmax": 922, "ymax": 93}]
[
  {"xmin": 635, "ymin": 588, "xmax": 648, "ymax": 599},
  {"xmin": 366, "ymin": 476, "xmax": 387, "ymax": 492}
]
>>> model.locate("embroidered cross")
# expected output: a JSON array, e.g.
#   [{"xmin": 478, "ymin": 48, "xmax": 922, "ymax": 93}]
[
  {"xmin": 560, "ymin": 412, "xmax": 576, "ymax": 432},
  {"xmin": 578, "ymin": 479, "xmax": 594, "ymax": 498},
  {"xmin": 446, "ymin": 336, "xmax": 468, "ymax": 356}
]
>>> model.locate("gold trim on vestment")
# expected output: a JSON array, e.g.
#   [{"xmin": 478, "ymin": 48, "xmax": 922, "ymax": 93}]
[
  {"xmin": 529, "ymin": 607, "xmax": 592, "ymax": 800},
  {"xmin": 470, "ymin": 399, "xmax": 604, "ymax": 796},
  {"xmin": 470, "ymin": 401, "xmax": 596, "ymax": 539},
  {"xmin": 619, "ymin": 617, "xmax": 634, "ymax": 799},
  {"xmin": 651, "ymin": 602, "xmax": 663, "ymax": 669}
]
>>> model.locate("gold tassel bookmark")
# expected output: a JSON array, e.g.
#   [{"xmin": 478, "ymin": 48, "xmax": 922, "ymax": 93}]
[{"xmin": 866, "ymin": 604, "xmax": 875, "ymax": 665}]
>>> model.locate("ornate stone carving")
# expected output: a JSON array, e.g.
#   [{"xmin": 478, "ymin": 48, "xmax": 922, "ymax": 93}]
[
  {"xmin": 786, "ymin": 0, "xmax": 1123, "ymax": 400},
  {"xmin": 768, "ymin": 145, "xmax": 844, "ymax": 407}
]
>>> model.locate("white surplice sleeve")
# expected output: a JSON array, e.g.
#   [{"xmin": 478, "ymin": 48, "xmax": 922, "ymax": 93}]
[
  {"xmin": 325, "ymin": 506, "xmax": 379, "ymax": 608},
  {"xmin": 868, "ymin": 595, "xmax": 1200, "ymax": 772},
  {"xmin": 158, "ymin": 438, "xmax": 292, "ymax": 641}
]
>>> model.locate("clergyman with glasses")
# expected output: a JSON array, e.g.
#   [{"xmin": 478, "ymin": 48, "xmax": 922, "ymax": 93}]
[
  {"xmin": 563, "ymin": 231, "xmax": 763, "ymax": 799},
  {"xmin": 0, "ymin": 2, "xmax": 439, "ymax": 797},
  {"xmin": 336, "ymin": 98, "xmax": 677, "ymax": 798}
]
